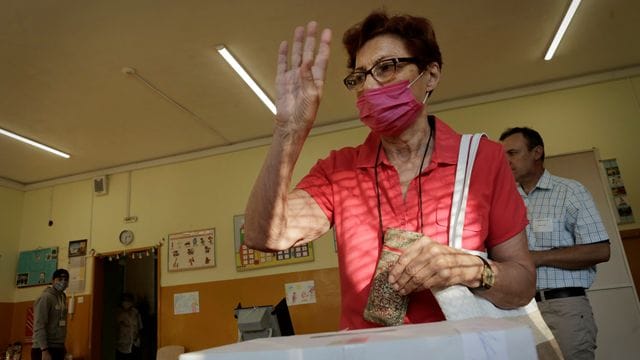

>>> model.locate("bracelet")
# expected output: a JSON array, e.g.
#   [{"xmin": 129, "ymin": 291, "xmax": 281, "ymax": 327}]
[{"xmin": 41, "ymin": 348, "xmax": 49, "ymax": 352}]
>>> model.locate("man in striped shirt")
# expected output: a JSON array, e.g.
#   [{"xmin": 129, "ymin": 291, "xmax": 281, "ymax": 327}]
[{"xmin": 500, "ymin": 127, "xmax": 610, "ymax": 360}]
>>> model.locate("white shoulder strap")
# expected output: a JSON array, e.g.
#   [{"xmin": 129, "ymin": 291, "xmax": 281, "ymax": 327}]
[{"xmin": 449, "ymin": 133, "xmax": 485, "ymax": 250}]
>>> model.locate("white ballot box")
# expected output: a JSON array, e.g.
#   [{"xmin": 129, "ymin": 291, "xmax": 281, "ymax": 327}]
[{"xmin": 180, "ymin": 317, "xmax": 537, "ymax": 360}]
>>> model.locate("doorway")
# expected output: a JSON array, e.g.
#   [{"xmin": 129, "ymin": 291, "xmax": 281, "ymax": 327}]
[{"xmin": 91, "ymin": 248, "xmax": 158, "ymax": 360}]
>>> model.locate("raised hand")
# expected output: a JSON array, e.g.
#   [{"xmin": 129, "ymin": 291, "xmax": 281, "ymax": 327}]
[{"xmin": 274, "ymin": 21, "xmax": 332, "ymax": 134}]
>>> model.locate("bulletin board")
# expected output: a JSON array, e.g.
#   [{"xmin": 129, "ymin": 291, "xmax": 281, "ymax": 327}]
[
  {"xmin": 233, "ymin": 214, "xmax": 314, "ymax": 272},
  {"xmin": 168, "ymin": 228, "xmax": 216, "ymax": 271},
  {"xmin": 15, "ymin": 247, "xmax": 59, "ymax": 288}
]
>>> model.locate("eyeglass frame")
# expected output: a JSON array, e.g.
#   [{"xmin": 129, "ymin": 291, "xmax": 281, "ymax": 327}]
[{"xmin": 343, "ymin": 57, "xmax": 419, "ymax": 91}]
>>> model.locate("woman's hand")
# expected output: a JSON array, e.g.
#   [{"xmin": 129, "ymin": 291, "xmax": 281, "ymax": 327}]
[
  {"xmin": 274, "ymin": 21, "xmax": 331, "ymax": 134},
  {"xmin": 387, "ymin": 235, "xmax": 483, "ymax": 295}
]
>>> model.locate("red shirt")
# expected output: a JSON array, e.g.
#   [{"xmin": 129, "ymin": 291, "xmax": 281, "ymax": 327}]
[{"xmin": 296, "ymin": 117, "xmax": 528, "ymax": 330}]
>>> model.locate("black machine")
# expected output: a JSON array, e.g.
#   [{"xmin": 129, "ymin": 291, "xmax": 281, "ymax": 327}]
[{"xmin": 234, "ymin": 297, "xmax": 294, "ymax": 342}]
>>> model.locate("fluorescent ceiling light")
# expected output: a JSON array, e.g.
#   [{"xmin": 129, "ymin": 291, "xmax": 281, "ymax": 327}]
[
  {"xmin": 545, "ymin": 0, "xmax": 582, "ymax": 61},
  {"xmin": 216, "ymin": 45, "xmax": 277, "ymax": 115},
  {"xmin": 0, "ymin": 128, "xmax": 70, "ymax": 158}
]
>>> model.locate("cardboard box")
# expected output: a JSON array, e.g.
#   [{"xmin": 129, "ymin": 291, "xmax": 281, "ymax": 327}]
[{"xmin": 180, "ymin": 317, "xmax": 537, "ymax": 360}]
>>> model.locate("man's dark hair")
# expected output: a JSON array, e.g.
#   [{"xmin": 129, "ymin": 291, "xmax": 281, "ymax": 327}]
[
  {"xmin": 499, "ymin": 127, "xmax": 545, "ymax": 161},
  {"xmin": 342, "ymin": 10, "xmax": 443, "ymax": 72},
  {"xmin": 52, "ymin": 268, "xmax": 69, "ymax": 280}
]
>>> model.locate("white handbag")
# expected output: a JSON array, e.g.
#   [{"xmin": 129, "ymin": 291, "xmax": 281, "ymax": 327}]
[{"xmin": 432, "ymin": 134, "xmax": 563, "ymax": 360}]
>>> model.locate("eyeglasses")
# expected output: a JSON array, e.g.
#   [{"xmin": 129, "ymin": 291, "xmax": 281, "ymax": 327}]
[{"xmin": 343, "ymin": 57, "xmax": 418, "ymax": 91}]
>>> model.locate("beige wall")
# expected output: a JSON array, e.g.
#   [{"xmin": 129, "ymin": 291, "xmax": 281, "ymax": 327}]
[
  {"xmin": 0, "ymin": 74, "xmax": 639, "ymax": 349},
  {"xmin": 437, "ymin": 76, "xmax": 640, "ymax": 231},
  {"xmin": 12, "ymin": 182, "xmax": 95, "ymax": 302},
  {"xmin": 0, "ymin": 186, "xmax": 23, "ymax": 302},
  {"xmin": 4, "ymin": 128, "xmax": 369, "ymax": 297}
]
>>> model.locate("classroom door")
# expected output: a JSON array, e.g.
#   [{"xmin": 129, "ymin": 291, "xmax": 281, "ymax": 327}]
[{"xmin": 91, "ymin": 249, "xmax": 158, "ymax": 360}]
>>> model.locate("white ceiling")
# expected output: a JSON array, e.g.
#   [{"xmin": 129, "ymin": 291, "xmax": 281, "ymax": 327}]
[{"xmin": 1, "ymin": 0, "xmax": 639, "ymax": 187}]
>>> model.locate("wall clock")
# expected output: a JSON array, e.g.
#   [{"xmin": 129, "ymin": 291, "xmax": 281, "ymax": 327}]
[{"xmin": 119, "ymin": 229, "xmax": 134, "ymax": 246}]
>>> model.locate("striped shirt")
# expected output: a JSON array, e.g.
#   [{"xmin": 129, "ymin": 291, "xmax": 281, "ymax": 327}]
[{"xmin": 519, "ymin": 170, "xmax": 609, "ymax": 290}]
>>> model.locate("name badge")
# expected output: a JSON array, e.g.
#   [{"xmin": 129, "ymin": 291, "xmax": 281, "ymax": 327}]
[
  {"xmin": 59, "ymin": 320, "xmax": 66, "ymax": 327},
  {"xmin": 532, "ymin": 218, "xmax": 553, "ymax": 233}
]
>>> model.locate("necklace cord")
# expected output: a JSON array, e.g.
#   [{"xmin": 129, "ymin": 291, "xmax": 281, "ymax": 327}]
[
  {"xmin": 374, "ymin": 142, "xmax": 383, "ymax": 242},
  {"xmin": 374, "ymin": 128, "xmax": 433, "ymax": 243}
]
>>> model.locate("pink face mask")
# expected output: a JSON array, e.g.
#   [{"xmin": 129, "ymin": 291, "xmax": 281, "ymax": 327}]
[{"xmin": 356, "ymin": 74, "xmax": 428, "ymax": 137}]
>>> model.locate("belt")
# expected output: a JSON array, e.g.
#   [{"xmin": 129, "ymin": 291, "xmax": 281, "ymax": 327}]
[{"xmin": 535, "ymin": 287, "xmax": 586, "ymax": 302}]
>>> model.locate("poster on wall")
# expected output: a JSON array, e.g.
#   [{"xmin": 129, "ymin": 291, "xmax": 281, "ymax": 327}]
[
  {"xmin": 601, "ymin": 159, "xmax": 635, "ymax": 224},
  {"xmin": 174, "ymin": 291, "xmax": 200, "ymax": 315},
  {"xmin": 168, "ymin": 228, "xmax": 216, "ymax": 272},
  {"xmin": 68, "ymin": 239, "xmax": 87, "ymax": 292},
  {"xmin": 68, "ymin": 257, "xmax": 86, "ymax": 293},
  {"xmin": 284, "ymin": 280, "xmax": 316, "ymax": 306},
  {"xmin": 68, "ymin": 239, "xmax": 87, "ymax": 257},
  {"xmin": 233, "ymin": 214, "xmax": 314, "ymax": 272},
  {"xmin": 16, "ymin": 247, "xmax": 59, "ymax": 288},
  {"xmin": 67, "ymin": 239, "xmax": 87, "ymax": 293}
]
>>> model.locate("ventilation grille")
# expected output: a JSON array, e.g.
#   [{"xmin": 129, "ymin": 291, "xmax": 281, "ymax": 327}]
[{"xmin": 93, "ymin": 176, "xmax": 108, "ymax": 196}]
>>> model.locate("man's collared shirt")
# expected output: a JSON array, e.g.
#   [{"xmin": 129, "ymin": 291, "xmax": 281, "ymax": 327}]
[{"xmin": 519, "ymin": 169, "xmax": 609, "ymax": 290}]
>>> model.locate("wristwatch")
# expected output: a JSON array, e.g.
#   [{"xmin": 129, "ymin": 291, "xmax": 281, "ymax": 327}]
[{"xmin": 476, "ymin": 256, "xmax": 495, "ymax": 290}]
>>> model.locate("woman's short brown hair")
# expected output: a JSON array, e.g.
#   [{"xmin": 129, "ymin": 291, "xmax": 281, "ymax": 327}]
[{"xmin": 342, "ymin": 11, "xmax": 443, "ymax": 71}]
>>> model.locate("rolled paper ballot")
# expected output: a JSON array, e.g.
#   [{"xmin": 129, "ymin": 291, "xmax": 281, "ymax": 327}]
[{"xmin": 363, "ymin": 228, "xmax": 422, "ymax": 326}]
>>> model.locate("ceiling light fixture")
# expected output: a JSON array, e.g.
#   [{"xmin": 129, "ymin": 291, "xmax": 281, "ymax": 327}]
[
  {"xmin": 0, "ymin": 128, "xmax": 70, "ymax": 158},
  {"xmin": 216, "ymin": 45, "xmax": 277, "ymax": 115},
  {"xmin": 544, "ymin": 0, "xmax": 582, "ymax": 61}
]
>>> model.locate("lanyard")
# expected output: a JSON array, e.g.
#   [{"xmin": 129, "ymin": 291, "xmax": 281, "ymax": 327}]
[
  {"xmin": 55, "ymin": 290, "xmax": 66, "ymax": 312},
  {"xmin": 373, "ymin": 128, "xmax": 433, "ymax": 244}
]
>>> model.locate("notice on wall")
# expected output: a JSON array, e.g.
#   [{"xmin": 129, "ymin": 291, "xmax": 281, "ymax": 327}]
[
  {"xmin": 284, "ymin": 280, "xmax": 316, "ymax": 306},
  {"xmin": 68, "ymin": 239, "xmax": 87, "ymax": 293},
  {"xmin": 174, "ymin": 291, "xmax": 200, "ymax": 315},
  {"xmin": 168, "ymin": 228, "xmax": 215, "ymax": 272},
  {"xmin": 602, "ymin": 159, "xmax": 634, "ymax": 224},
  {"xmin": 68, "ymin": 256, "xmax": 86, "ymax": 293}
]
